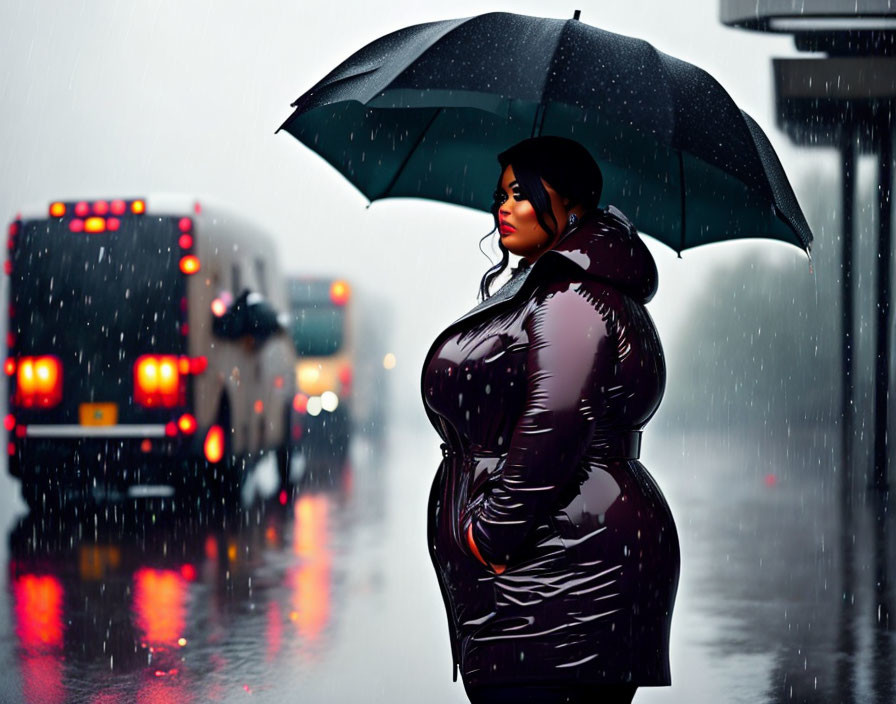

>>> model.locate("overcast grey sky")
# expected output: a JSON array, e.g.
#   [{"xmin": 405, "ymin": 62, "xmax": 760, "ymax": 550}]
[{"xmin": 0, "ymin": 0, "xmax": 840, "ymax": 421}]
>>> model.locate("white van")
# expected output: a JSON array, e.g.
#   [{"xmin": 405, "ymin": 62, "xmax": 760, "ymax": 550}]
[{"xmin": 5, "ymin": 195, "xmax": 296, "ymax": 507}]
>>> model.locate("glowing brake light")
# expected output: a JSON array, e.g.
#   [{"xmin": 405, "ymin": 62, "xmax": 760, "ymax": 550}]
[
  {"xmin": 177, "ymin": 414, "xmax": 197, "ymax": 434},
  {"xmin": 189, "ymin": 356, "xmax": 207, "ymax": 374},
  {"xmin": 134, "ymin": 355, "xmax": 182, "ymax": 407},
  {"xmin": 49, "ymin": 202, "xmax": 66, "ymax": 217},
  {"xmin": 179, "ymin": 255, "xmax": 200, "ymax": 275},
  {"xmin": 110, "ymin": 200, "xmax": 126, "ymax": 215},
  {"xmin": 84, "ymin": 217, "xmax": 106, "ymax": 233},
  {"xmin": 131, "ymin": 200, "xmax": 146, "ymax": 214},
  {"xmin": 329, "ymin": 280, "xmax": 350, "ymax": 306},
  {"xmin": 15, "ymin": 356, "xmax": 63, "ymax": 408},
  {"xmin": 74, "ymin": 202, "xmax": 89, "ymax": 217}
]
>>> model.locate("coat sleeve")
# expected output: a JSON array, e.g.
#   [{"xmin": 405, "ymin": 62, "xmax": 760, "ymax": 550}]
[{"xmin": 467, "ymin": 280, "xmax": 616, "ymax": 566}]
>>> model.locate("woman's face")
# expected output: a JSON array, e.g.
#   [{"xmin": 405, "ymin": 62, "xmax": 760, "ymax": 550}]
[{"xmin": 495, "ymin": 165, "xmax": 569, "ymax": 263}]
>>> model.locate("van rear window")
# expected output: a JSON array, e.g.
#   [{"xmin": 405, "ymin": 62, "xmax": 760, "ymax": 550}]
[{"xmin": 11, "ymin": 217, "xmax": 183, "ymax": 356}]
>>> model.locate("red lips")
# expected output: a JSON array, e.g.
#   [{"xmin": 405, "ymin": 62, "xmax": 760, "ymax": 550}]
[{"xmin": 498, "ymin": 218, "xmax": 516, "ymax": 234}]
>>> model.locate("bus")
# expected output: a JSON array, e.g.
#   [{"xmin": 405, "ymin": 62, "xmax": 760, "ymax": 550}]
[
  {"xmin": 287, "ymin": 276, "xmax": 390, "ymax": 460},
  {"xmin": 288, "ymin": 277, "xmax": 353, "ymax": 457},
  {"xmin": 5, "ymin": 195, "xmax": 297, "ymax": 507}
]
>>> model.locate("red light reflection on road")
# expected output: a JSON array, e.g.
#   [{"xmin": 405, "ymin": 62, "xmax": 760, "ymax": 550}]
[
  {"xmin": 266, "ymin": 600, "xmax": 283, "ymax": 662},
  {"xmin": 89, "ymin": 692, "xmax": 122, "ymax": 704},
  {"xmin": 289, "ymin": 494, "xmax": 332, "ymax": 643},
  {"xmin": 133, "ymin": 568, "xmax": 187, "ymax": 647},
  {"xmin": 14, "ymin": 574, "xmax": 64, "ymax": 649},
  {"xmin": 13, "ymin": 574, "xmax": 65, "ymax": 704},
  {"xmin": 136, "ymin": 678, "xmax": 189, "ymax": 704}
]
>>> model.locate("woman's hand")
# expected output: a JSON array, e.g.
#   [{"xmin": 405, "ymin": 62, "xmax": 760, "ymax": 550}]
[{"xmin": 467, "ymin": 523, "xmax": 506, "ymax": 574}]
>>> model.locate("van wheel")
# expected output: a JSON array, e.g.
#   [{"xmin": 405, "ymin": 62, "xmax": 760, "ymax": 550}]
[{"xmin": 276, "ymin": 404, "xmax": 292, "ymax": 493}]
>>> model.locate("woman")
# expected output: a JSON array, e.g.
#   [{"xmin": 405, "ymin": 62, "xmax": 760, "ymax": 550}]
[{"xmin": 422, "ymin": 137, "xmax": 680, "ymax": 704}]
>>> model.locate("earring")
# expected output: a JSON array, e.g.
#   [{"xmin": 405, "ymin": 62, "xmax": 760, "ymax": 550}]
[{"xmin": 567, "ymin": 213, "xmax": 578, "ymax": 227}]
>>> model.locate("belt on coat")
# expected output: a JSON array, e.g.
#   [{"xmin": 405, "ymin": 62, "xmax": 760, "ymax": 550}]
[
  {"xmin": 589, "ymin": 430, "xmax": 642, "ymax": 460},
  {"xmin": 440, "ymin": 431, "xmax": 642, "ymax": 461}
]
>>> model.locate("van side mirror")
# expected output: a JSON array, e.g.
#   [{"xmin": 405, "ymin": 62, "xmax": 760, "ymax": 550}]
[
  {"xmin": 244, "ymin": 292, "xmax": 283, "ymax": 342},
  {"xmin": 212, "ymin": 289, "xmax": 284, "ymax": 343}
]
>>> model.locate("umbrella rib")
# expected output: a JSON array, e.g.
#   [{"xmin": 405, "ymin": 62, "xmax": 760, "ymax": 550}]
[
  {"xmin": 677, "ymin": 150, "xmax": 686, "ymax": 258},
  {"xmin": 379, "ymin": 108, "xmax": 444, "ymax": 199},
  {"xmin": 537, "ymin": 18, "xmax": 574, "ymax": 108}
]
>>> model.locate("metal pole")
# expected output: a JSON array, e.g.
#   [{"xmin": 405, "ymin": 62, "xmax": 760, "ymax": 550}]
[
  {"xmin": 873, "ymin": 123, "xmax": 893, "ymax": 490},
  {"xmin": 841, "ymin": 129, "xmax": 856, "ymax": 472},
  {"xmin": 837, "ymin": 127, "xmax": 858, "ymax": 703}
]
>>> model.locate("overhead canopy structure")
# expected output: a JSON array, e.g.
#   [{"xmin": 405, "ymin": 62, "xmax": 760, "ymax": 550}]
[
  {"xmin": 721, "ymin": 0, "xmax": 896, "ymax": 487},
  {"xmin": 720, "ymin": 0, "xmax": 896, "ymax": 53}
]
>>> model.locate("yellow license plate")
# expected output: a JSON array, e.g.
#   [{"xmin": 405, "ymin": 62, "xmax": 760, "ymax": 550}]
[
  {"xmin": 79, "ymin": 403, "xmax": 118, "ymax": 426},
  {"xmin": 79, "ymin": 545, "xmax": 121, "ymax": 580}
]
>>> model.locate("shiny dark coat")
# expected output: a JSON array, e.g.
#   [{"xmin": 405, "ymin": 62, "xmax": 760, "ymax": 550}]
[{"xmin": 422, "ymin": 206, "xmax": 680, "ymax": 690}]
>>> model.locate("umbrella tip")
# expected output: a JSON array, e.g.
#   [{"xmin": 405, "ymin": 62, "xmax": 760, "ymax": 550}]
[{"xmin": 573, "ymin": 9, "xmax": 581, "ymax": 20}]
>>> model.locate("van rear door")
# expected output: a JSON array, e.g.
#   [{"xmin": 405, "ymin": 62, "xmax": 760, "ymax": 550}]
[{"xmin": 9, "ymin": 215, "xmax": 186, "ymax": 426}]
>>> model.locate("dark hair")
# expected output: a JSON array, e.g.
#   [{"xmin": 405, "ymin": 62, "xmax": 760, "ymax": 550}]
[{"xmin": 478, "ymin": 137, "xmax": 604, "ymax": 300}]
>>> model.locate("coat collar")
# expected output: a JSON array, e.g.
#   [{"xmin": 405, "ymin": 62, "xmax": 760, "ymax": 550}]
[{"xmin": 446, "ymin": 204, "xmax": 657, "ymax": 331}]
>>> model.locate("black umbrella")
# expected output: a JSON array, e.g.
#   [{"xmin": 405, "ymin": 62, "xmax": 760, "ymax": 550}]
[{"xmin": 278, "ymin": 11, "xmax": 813, "ymax": 254}]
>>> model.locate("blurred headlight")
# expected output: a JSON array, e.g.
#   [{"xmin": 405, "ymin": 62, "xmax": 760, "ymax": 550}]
[
  {"xmin": 307, "ymin": 396, "xmax": 323, "ymax": 417},
  {"xmin": 321, "ymin": 391, "xmax": 339, "ymax": 412}
]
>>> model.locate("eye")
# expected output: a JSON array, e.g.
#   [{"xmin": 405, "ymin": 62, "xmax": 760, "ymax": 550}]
[
  {"xmin": 493, "ymin": 190, "xmax": 508, "ymax": 206},
  {"xmin": 511, "ymin": 189, "xmax": 525, "ymax": 202}
]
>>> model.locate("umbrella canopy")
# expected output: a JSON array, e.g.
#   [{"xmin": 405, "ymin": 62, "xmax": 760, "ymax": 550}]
[{"xmin": 278, "ymin": 11, "xmax": 813, "ymax": 254}]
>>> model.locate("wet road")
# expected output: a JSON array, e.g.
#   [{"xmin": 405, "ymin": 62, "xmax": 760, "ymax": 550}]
[{"xmin": 0, "ymin": 420, "xmax": 892, "ymax": 703}]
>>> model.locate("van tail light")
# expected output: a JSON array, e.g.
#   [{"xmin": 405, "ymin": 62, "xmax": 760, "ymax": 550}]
[
  {"xmin": 293, "ymin": 393, "xmax": 309, "ymax": 414},
  {"xmin": 133, "ymin": 356, "xmax": 207, "ymax": 408},
  {"xmin": 204, "ymin": 425, "xmax": 224, "ymax": 463},
  {"xmin": 15, "ymin": 356, "xmax": 63, "ymax": 408},
  {"xmin": 329, "ymin": 280, "xmax": 350, "ymax": 305},
  {"xmin": 134, "ymin": 355, "xmax": 183, "ymax": 408},
  {"xmin": 189, "ymin": 356, "xmax": 207, "ymax": 375},
  {"xmin": 338, "ymin": 364, "xmax": 353, "ymax": 393},
  {"xmin": 177, "ymin": 414, "xmax": 197, "ymax": 435},
  {"xmin": 179, "ymin": 256, "xmax": 200, "ymax": 275}
]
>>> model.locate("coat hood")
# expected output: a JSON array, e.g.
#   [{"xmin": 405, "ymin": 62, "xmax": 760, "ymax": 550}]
[{"xmin": 544, "ymin": 205, "xmax": 658, "ymax": 304}]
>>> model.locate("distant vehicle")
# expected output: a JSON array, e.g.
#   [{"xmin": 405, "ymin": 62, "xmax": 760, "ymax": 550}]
[
  {"xmin": 287, "ymin": 277, "xmax": 354, "ymax": 457},
  {"xmin": 5, "ymin": 196, "xmax": 296, "ymax": 507},
  {"xmin": 287, "ymin": 276, "xmax": 391, "ymax": 461}
]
